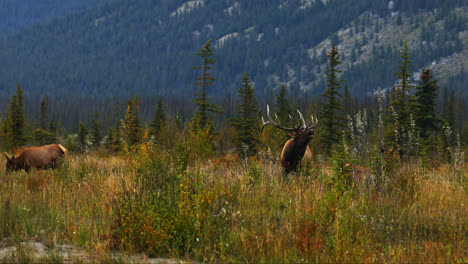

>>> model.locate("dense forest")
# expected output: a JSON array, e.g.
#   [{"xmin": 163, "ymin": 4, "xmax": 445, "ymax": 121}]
[
  {"xmin": 0, "ymin": 0, "xmax": 114, "ymax": 37},
  {"xmin": 0, "ymin": 0, "xmax": 466, "ymax": 131}
]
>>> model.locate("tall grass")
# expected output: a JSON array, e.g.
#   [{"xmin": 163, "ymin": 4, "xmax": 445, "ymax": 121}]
[{"xmin": 0, "ymin": 144, "xmax": 466, "ymax": 263}]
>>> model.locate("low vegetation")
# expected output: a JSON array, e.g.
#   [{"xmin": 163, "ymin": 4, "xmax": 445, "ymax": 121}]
[{"xmin": 0, "ymin": 136, "xmax": 466, "ymax": 263}]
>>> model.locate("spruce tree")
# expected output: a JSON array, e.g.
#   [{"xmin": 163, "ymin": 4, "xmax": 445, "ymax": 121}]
[
  {"xmin": 122, "ymin": 96, "xmax": 142, "ymax": 146},
  {"xmin": 112, "ymin": 121, "xmax": 123, "ymax": 152},
  {"xmin": 7, "ymin": 84, "xmax": 26, "ymax": 148},
  {"xmin": 39, "ymin": 95, "xmax": 49, "ymax": 130},
  {"xmin": 276, "ymin": 84, "xmax": 291, "ymax": 126},
  {"xmin": 415, "ymin": 68, "xmax": 440, "ymax": 139},
  {"xmin": 77, "ymin": 122, "xmax": 88, "ymax": 151},
  {"xmin": 385, "ymin": 42, "xmax": 416, "ymax": 156},
  {"xmin": 319, "ymin": 45, "xmax": 345, "ymax": 155},
  {"xmin": 232, "ymin": 72, "xmax": 260, "ymax": 158},
  {"xmin": 90, "ymin": 112, "xmax": 102, "ymax": 148},
  {"xmin": 105, "ymin": 128, "xmax": 114, "ymax": 151},
  {"xmin": 192, "ymin": 40, "xmax": 222, "ymax": 129},
  {"xmin": 447, "ymin": 89, "xmax": 456, "ymax": 130},
  {"xmin": 343, "ymin": 85, "xmax": 352, "ymax": 115},
  {"xmin": 442, "ymin": 87, "xmax": 448, "ymax": 121},
  {"xmin": 150, "ymin": 97, "xmax": 166, "ymax": 138}
]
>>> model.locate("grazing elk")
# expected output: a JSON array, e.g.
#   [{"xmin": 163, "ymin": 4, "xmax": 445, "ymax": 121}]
[
  {"xmin": 261, "ymin": 105, "xmax": 318, "ymax": 173},
  {"xmin": 4, "ymin": 144, "xmax": 68, "ymax": 173}
]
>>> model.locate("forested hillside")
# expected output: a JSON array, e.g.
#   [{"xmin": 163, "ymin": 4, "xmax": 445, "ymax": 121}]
[
  {"xmin": 0, "ymin": 0, "xmax": 466, "ymax": 129},
  {"xmin": 0, "ymin": 0, "xmax": 114, "ymax": 37}
]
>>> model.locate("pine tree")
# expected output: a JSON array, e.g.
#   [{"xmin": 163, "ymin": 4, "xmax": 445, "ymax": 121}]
[
  {"xmin": 77, "ymin": 122, "xmax": 88, "ymax": 151},
  {"xmin": 192, "ymin": 40, "xmax": 222, "ymax": 129},
  {"xmin": 442, "ymin": 87, "xmax": 448, "ymax": 121},
  {"xmin": 112, "ymin": 121, "xmax": 123, "ymax": 152},
  {"xmin": 90, "ymin": 112, "xmax": 102, "ymax": 148},
  {"xmin": 232, "ymin": 72, "xmax": 260, "ymax": 158},
  {"xmin": 39, "ymin": 95, "xmax": 49, "ymax": 130},
  {"xmin": 276, "ymin": 84, "xmax": 291, "ymax": 125},
  {"xmin": 122, "ymin": 96, "xmax": 142, "ymax": 146},
  {"xmin": 319, "ymin": 45, "xmax": 345, "ymax": 154},
  {"xmin": 447, "ymin": 89, "xmax": 456, "ymax": 130},
  {"xmin": 343, "ymin": 85, "xmax": 352, "ymax": 115},
  {"xmin": 385, "ymin": 42, "xmax": 416, "ymax": 156},
  {"xmin": 105, "ymin": 128, "xmax": 114, "ymax": 151},
  {"xmin": 150, "ymin": 97, "xmax": 166, "ymax": 138},
  {"xmin": 415, "ymin": 68, "xmax": 440, "ymax": 139},
  {"xmin": 7, "ymin": 84, "xmax": 26, "ymax": 148}
]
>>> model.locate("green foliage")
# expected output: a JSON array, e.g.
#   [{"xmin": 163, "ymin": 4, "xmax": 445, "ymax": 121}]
[
  {"xmin": 113, "ymin": 147, "xmax": 234, "ymax": 259},
  {"xmin": 276, "ymin": 84, "xmax": 292, "ymax": 126},
  {"xmin": 105, "ymin": 128, "xmax": 114, "ymax": 151},
  {"xmin": 31, "ymin": 129, "xmax": 57, "ymax": 146},
  {"xmin": 319, "ymin": 45, "xmax": 345, "ymax": 155},
  {"xmin": 415, "ymin": 68, "xmax": 440, "ymax": 139},
  {"xmin": 112, "ymin": 122, "xmax": 123, "ymax": 152},
  {"xmin": 122, "ymin": 97, "xmax": 142, "ymax": 147},
  {"xmin": 150, "ymin": 97, "xmax": 166, "ymax": 139},
  {"xmin": 329, "ymin": 135, "xmax": 353, "ymax": 192},
  {"xmin": 232, "ymin": 72, "xmax": 260, "ymax": 158},
  {"xmin": 5, "ymin": 84, "xmax": 26, "ymax": 149},
  {"xmin": 77, "ymin": 122, "xmax": 88, "ymax": 151},
  {"xmin": 385, "ymin": 42, "xmax": 417, "ymax": 157},
  {"xmin": 192, "ymin": 40, "xmax": 222, "ymax": 130},
  {"xmin": 90, "ymin": 112, "xmax": 102, "ymax": 148},
  {"xmin": 39, "ymin": 95, "xmax": 49, "ymax": 131}
]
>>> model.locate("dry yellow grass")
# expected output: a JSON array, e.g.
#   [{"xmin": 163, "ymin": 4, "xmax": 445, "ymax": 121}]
[{"xmin": 0, "ymin": 151, "xmax": 466, "ymax": 263}]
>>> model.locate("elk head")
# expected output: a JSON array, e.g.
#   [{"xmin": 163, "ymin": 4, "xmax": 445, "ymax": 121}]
[
  {"xmin": 4, "ymin": 154, "xmax": 18, "ymax": 172},
  {"xmin": 261, "ymin": 105, "xmax": 318, "ymax": 173}
]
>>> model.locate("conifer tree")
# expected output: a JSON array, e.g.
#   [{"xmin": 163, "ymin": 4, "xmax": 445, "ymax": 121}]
[
  {"xmin": 276, "ymin": 84, "xmax": 291, "ymax": 125},
  {"xmin": 77, "ymin": 122, "xmax": 88, "ymax": 151},
  {"xmin": 90, "ymin": 112, "xmax": 102, "ymax": 148},
  {"xmin": 442, "ymin": 87, "xmax": 448, "ymax": 121},
  {"xmin": 232, "ymin": 72, "xmax": 260, "ymax": 158},
  {"xmin": 105, "ymin": 128, "xmax": 114, "ymax": 151},
  {"xmin": 0, "ymin": 117, "xmax": 6, "ymax": 149},
  {"xmin": 39, "ymin": 95, "xmax": 49, "ymax": 131},
  {"xmin": 7, "ymin": 84, "xmax": 26, "ymax": 148},
  {"xmin": 192, "ymin": 40, "xmax": 222, "ymax": 129},
  {"xmin": 415, "ymin": 68, "xmax": 440, "ymax": 139},
  {"xmin": 112, "ymin": 121, "xmax": 123, "ymax": 152},
  {"xmin": 385, "ymin": 42, "xmax": 416, "ymax": 156},
  {"xmin": 122, "ymin": 96, "xmax": 142, "ymax": 146},
  {"xmin": 343, "ymin": 85, "xmax": 352, "ymax": 115},
  {"xmin": 447, "ymin": 89, "xmax": 456, "ymax": 130},
  {"xmin": 150, "ymin": 97, "xmax": 166, "ymax": 138},
  {"xmin": 319, "ymin": 45, "xmax": 345, "ymax": 154}
]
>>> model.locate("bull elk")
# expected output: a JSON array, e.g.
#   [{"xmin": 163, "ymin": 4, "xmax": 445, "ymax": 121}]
[
  {"xmin": 4, "ymin": 144, "xmax": 68, "ymax": 172},
  {"xmin": 261, "ymin": 105, "xmax": 318, "ymax": 173}
]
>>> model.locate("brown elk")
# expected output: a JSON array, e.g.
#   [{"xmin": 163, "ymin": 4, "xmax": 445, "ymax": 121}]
[
  {"xmin": 261, "ymin": 105, "xmax": 318, "ymax": 173},
  {"xmin": 4, "ymin": 144, "xmax": 68, "ymax": 173}
]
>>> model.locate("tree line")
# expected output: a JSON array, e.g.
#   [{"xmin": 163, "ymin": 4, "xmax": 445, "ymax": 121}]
[{"xmin": 0, "ymin": 40, "xmax": 465, "ymax": 172}]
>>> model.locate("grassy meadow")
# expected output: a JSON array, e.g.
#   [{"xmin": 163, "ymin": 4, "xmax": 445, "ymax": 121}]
[{"xmin": 0, "ymin": 137, "xmax": 467, "ymax": 263}]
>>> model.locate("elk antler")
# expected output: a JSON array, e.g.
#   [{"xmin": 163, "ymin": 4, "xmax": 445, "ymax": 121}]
[
  {"xmin": 261, "ymin": 105, "xmax": 319, "ymax": 134},
  {"xmin": 306, "ymin": 115, "xmax": 318, "ymax": 129},
  {"xmin": 261, "ymin": 105, "xmax": 298, "ymax": 134}
]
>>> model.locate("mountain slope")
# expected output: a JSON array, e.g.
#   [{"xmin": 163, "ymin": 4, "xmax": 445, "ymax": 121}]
[
  {"xmin": 0, "ymin": 0, "xmax": 115, "ymax": 37},
  {"xmin": 0, "ymin": 0, "xmax": 466, "ymax": 128}
]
